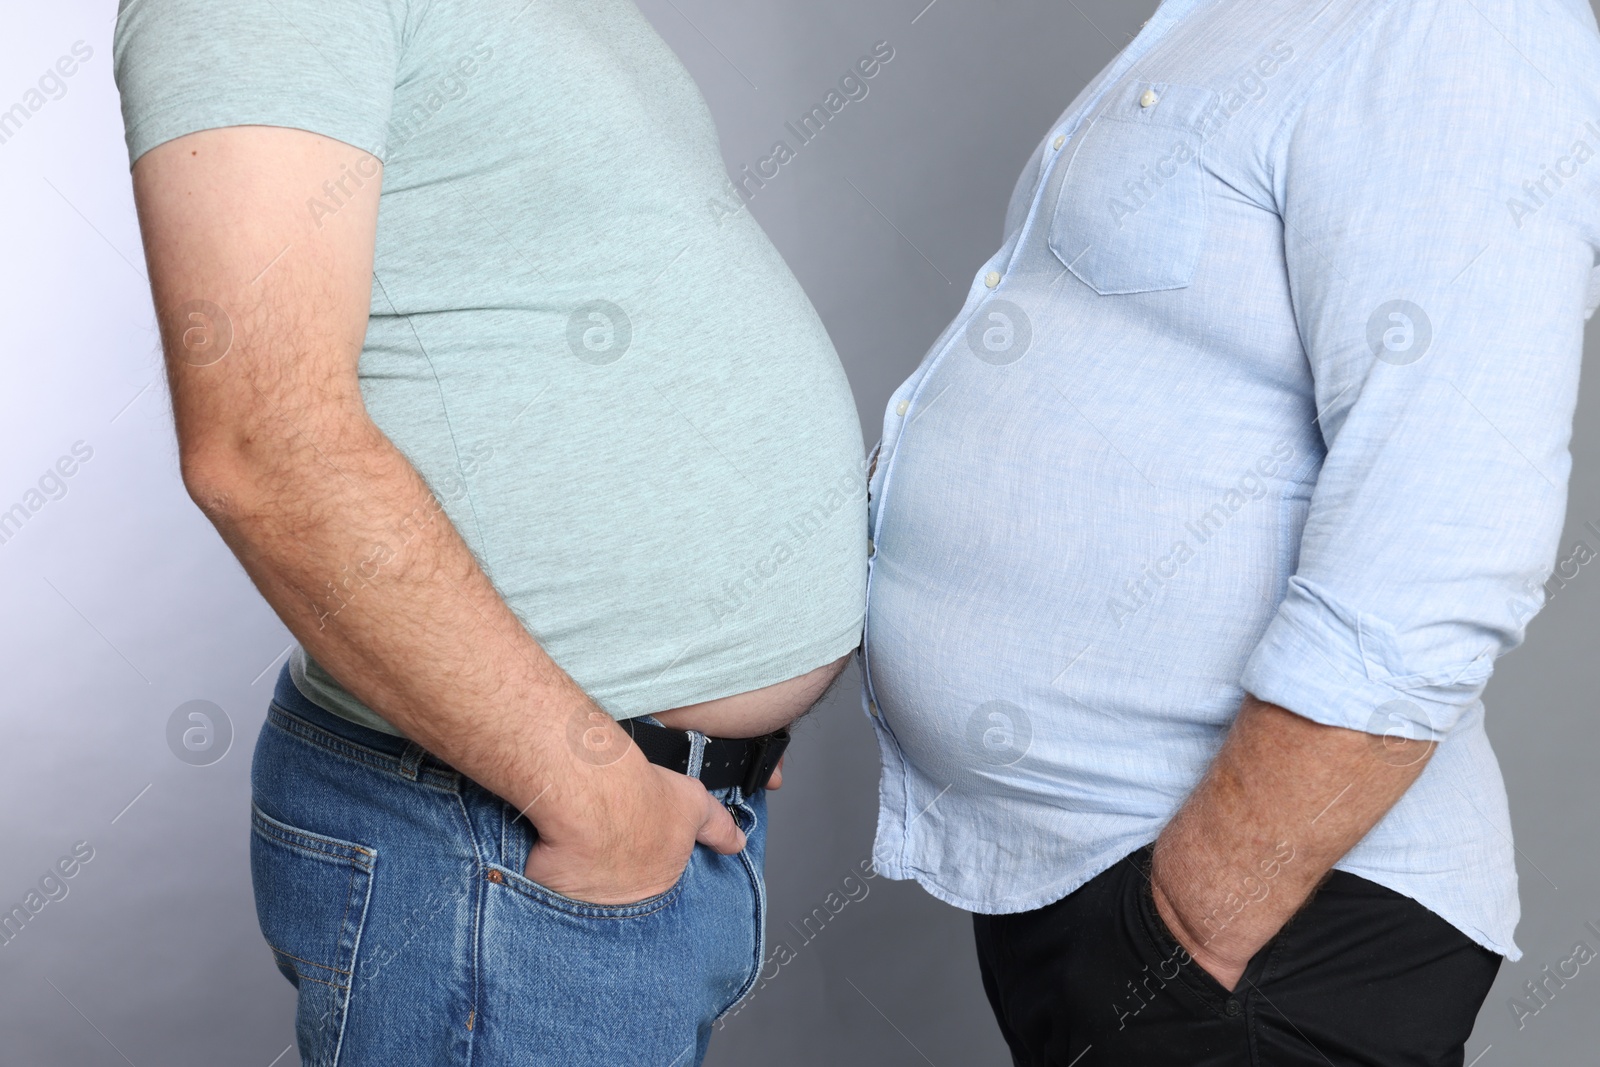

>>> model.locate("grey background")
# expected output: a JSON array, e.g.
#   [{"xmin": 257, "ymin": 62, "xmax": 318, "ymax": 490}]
[{"xmin": 2, "ymin": 0, "xmax": 1598, "ymax": 1063}]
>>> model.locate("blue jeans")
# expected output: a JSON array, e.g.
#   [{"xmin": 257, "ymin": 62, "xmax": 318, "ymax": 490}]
[{"xmin": 252, "ymin": 664, "xmax": 768, "ymax": 1067}]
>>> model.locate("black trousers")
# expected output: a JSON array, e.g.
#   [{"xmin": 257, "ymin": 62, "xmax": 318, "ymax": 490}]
[{"xmin": 973, "ymin": 848, "xmax": 1502, "ymax": 1066}]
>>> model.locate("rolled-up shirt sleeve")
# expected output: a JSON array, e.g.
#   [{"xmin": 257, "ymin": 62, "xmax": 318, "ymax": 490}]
[{"xmin": 1240, "ymin": 2, "xmax": 1600, "ymax": 741}]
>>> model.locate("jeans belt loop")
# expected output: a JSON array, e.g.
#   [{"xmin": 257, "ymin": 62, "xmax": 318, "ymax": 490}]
[
  {"xmin": 398, "ymin": 741, "xmax": 426, "ymax": 782},
  {"xmin": 684, "ymin": 730, "xmax": 708, "ymax": 780}
]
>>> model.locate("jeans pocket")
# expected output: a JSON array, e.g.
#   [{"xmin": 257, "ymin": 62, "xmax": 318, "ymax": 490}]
[
  {"xmin": 250, "ymin": 803, "xmax": 377, "ymax": 1067},
  {"xmin": 492, "ymin": 798, "xmax": 692, "ymax": 918},
  {"xmin": 490, "ymin": 859, "xmax": 691, "ymax": 918},
  {"xmin": 1048, "ymin": 82, "xmax": 1216, "ymax": 295},
  {"xmin": 470, "ymin": 792, "xmax": 765, "ymax": 1067}
]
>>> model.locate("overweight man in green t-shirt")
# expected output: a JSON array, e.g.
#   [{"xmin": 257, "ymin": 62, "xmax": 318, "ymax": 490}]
[{"xmin": 114, "ymin": 1, "xmax": 869, "ymax": 1062}]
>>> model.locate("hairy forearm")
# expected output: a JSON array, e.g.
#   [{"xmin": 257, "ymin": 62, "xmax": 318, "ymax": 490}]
[
  {"xmin": 1151, "ymin": 695, "xmax": 1434, "ymax": 987},
  {"xmin": 188, "ymin": 405, "xmax": 610, "ymax": 821},
  {"xmin": 131, "ymin": 126, "xmax": 742, "ymax": 905}
]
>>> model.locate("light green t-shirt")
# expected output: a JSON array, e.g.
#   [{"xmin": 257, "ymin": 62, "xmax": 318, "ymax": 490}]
[{"xmin": 115, "ymin": 0, "xmax": 867, "ymax": 733}]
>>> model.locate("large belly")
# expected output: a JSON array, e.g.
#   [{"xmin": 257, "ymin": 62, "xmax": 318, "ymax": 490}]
[{"xmin": 651, "ymin": 653, "xmax": 851, "ymax": 738}]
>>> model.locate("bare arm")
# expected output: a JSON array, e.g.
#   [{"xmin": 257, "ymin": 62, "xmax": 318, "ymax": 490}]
[
  {"xmin": 134, "ymin": 125, "xmax": 742, "ymax": 903},
  {"xmin": 1150, "ymin": 695, "xmax": 1434, "ymax": 990}
]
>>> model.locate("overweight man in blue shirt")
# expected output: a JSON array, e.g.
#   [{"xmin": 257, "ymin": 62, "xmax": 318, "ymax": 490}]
[{"xmin": 863, "ymin": 1, "xmax": 1600, "ymax": 1063}]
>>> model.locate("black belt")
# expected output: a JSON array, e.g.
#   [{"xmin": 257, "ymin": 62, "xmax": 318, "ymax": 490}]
[{"xmin": 621, "ymin": 717, "xmax": 790, "ymax": 795}]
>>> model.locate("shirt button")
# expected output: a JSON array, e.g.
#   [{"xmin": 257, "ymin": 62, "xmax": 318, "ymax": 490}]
[
  {"xmin": 1140, "ymin": 88, "xmax": 1159, "ymax": 109},
  {"xmin": 984, "ymin": 271, "xmax": 1002, "ymax": 288},
  {"xmin": 1225, "ymin": 998, "xmax": 1242, "ymax": 1017},
  {"xmin": 895, "ymin": 399, "xmax": 909, "ymax": 416},
  {"xmin": 1052, "ymin": 134, "xmax": 1066, "ymax": 150},
  {"xmin": 867, "ymin": 537, "xmax": 876, "ymax": 557}
]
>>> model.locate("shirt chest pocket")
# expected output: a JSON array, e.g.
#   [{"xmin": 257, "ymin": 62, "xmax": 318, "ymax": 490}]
[{"xmin": 1048, "ymin": 83, "xmax": 1218, "ymax": 295}]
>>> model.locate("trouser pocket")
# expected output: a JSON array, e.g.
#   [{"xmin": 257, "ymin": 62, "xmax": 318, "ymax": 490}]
[
  {"xmin": 250, "ymin": 803, "xmax": 377, "ymax": 1067},
  {"xmin": 973, "ymin": 846, "xmax": 1248, "ymax": 1067},
  {"xmin": 1124, "ymin": 845, "xmax": 1253, "ymax": 1016},
  {"xmin": 976, "ymin": 847, "xmax": 1502, "ymax": 1067}
]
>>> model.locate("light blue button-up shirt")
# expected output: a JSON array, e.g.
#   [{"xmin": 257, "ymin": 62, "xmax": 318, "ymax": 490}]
[{"xmin": 863, "ymin": 0, "xmax": 1600, "ymax": 958}]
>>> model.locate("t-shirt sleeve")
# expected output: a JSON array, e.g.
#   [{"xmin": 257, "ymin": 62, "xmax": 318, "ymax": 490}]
[{"xmin": 113, "ymin": 0, "xmax": 406, "ymax": 167}]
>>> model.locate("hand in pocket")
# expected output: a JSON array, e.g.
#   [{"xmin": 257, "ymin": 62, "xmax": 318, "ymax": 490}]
[{"xmin": 522, "ymin": 755, "xmax": 745, "ymax": 906}]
